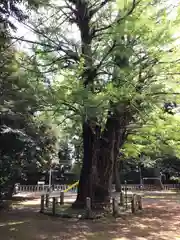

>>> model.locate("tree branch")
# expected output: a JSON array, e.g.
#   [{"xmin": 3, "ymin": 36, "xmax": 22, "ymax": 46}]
[
  {"xmin": 94, "ymin": 0, "xmax": 138, "ymax": 36},
  {"xmin": 96, "ymin": 40, "xmax": 116, "ymax": 71},
  {"xmin": 10, "ymin": 36, "xmax": 79, "ymax": 62},
  {"xmin": 147, "ymin": 92, "xmax": 180, "ymax": 96},
  {"xmin": 89, "ymin": 0, "xmax": 112, "ymax": 18},
  {"xmin": 10, "ymin": 37, "xmax": 56, "ymax": 49}
]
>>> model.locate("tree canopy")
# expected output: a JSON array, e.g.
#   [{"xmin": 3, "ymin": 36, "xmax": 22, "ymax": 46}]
[
  {"xmin": 1, "ymin": 0, "xmax": 180, "ymax": 207},
  {"xmin": 0, "ymin": 1, "xmax": 58, "ymax": 201}
]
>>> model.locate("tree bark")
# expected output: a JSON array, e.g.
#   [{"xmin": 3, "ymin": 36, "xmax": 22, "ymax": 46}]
[
  {"xmin": 72, "ymin": 121, "xmax": 94, "ymax": 207},
  {"xmin": 113, "ymin": 106, "xmax": 129, "ymax": 193},
  {"xmin": 114, "ymin": 160, "xmax": 122, "ymax": 192},
  {"xmin": 73, "ymin": 106, "xmax": 130, "ymax": 208},
  {"xmin": 72, "ymin": 120, "xmax": 101, "ymax": 208},
  {"xmin": 94, "ymin": 113, "xmax": 116, "ymax": 204},
  {"xmin": 94, "ymin": 107, "xmax": 129, "ymax": 205},
  {"xmin": 71, "ymin": 1, "xmax": 131, "ymax": 209}
]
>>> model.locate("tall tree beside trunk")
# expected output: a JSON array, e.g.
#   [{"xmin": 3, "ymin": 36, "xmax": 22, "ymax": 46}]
[
  {"xmin": 74, "ymin": 103, "xmax": 130, "ymax": 207},
  {"xmin": 24, "ymin": 0, "xmax": 180, "ymax": 208},
  {"xmin": 70, "ymin": 0, "xmax": 135, "ymax": 207},
  {"xmin": 114, "ymin": 160, "xmax": 121, "ymax": 192}
]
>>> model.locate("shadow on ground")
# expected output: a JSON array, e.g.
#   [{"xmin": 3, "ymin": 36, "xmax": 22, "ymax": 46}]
[{"xmin": 0, "ymin": 198, "xmax": 180, "ymax": 240}]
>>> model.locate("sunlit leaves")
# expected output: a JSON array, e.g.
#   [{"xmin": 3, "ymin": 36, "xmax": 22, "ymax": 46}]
[
  {"xmin": 123, "ymin": 109, "xmax": 180, "ymax": 162},
  {"xmin": 13, "ymin": 0, "xmax": 180, "ymax": 176}
]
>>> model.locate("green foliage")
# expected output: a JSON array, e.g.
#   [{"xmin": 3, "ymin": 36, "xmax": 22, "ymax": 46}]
[
  {"xmin": 122, "ymin": 109, "xmax": 180, "ymax": 170},
  {"xmin": 31, "ymin": 0, "xmax": 180, "ymax": 125},
  {"xmin": 28, "ymin": 0, "xmax": 180, "ymax": 177},
  {"xmin": 1, "ymin": 0, "xmax": 180, "ymax": 200},
  {"xmin": 0, "ymin": 0, "xmax": 49, "ymax": 30},
  {"xmin": 0, "ymin": 46, "xmax": 57, "ymax": 199}
]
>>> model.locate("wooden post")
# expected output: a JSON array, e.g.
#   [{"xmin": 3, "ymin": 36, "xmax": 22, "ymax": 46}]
[
  {"xmin": 119, "ymin": 192, "xmax": 124, "ymax": 206},
  {"xmin": 112, "ymin": 198, "xmax": 119, "ymax": 217},
  {"xmin": 124, "ymin": 181, "xmax": 128, "ymax": 209},
  {"xmin": 131, "ymin": 194, "xmax": 136, "ymax": 214},
  {"xmin": 86, "ymin": 197, "xmax": 92, "ymax": 218},
  {"xmin": 40, "ymin": 195, "xmax": 44, "ymax": 213},
  {"xmin": 45, "ymin": 194, "xmax": 49, "ymax": 208},
  {"xmin": 60, "ymin": 191, "xmax": 64, "ymax": 205},
  {"xmin": 137, "ymin": 195, "xmax": 142, "ymax": 210},
  {"xmin": 52, "ymin": 197, "xmax": 56, "ymax": 216}
]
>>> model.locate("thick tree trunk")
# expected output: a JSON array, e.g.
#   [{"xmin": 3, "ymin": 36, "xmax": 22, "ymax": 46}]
[
  {"xmin": 73, "ymin": 115, "xmax": 116, "ymax": 208},
  {"xmin": 94, "ymin": 115, "xmax": 116, "ymax": 205},
  {"xmin": 113, "ymin": 131, "xmax": 122, "ymax": 193},
  {"xmin": 72, "ymin": 121, "xmax": 96, "ymax": 207},
  {"xmin": 94, "ymin": 107, "xmax": 129, "ymax": 205},
  {"xmin": 72, "ymin": 120, "xmax": 101, "ymax": 208},
  {"xmin": 113, "ymin": 107, "xmax": 128, "ymax": 193},
  {"xmin": 114, "ymin": 161, "xmax": 122, "ymax": 192},
  {"xmin": 73, "ymin": 107, "xmax": 129, "ymax": 208}
]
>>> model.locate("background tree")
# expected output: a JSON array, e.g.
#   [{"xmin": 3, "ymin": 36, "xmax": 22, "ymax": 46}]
[
  {"xmin": 14, "ymin": 0, "xmax": 180, "ymax": 208},
  {"xmin": 0, "ymin": 0, "xmax": 57, "ymax": 201},
  {"xmin": 0, "ymin": 50, "xmax": 57, "ymax": 200},
  {"xmin": 3, "ymin": 0, "xmax": 180, "ymax": 208}
]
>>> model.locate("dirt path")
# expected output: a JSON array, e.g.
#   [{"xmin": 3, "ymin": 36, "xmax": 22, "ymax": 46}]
[{"xmin": 0, "ymin": 198, "xmax": 180, "ymax": 240}]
